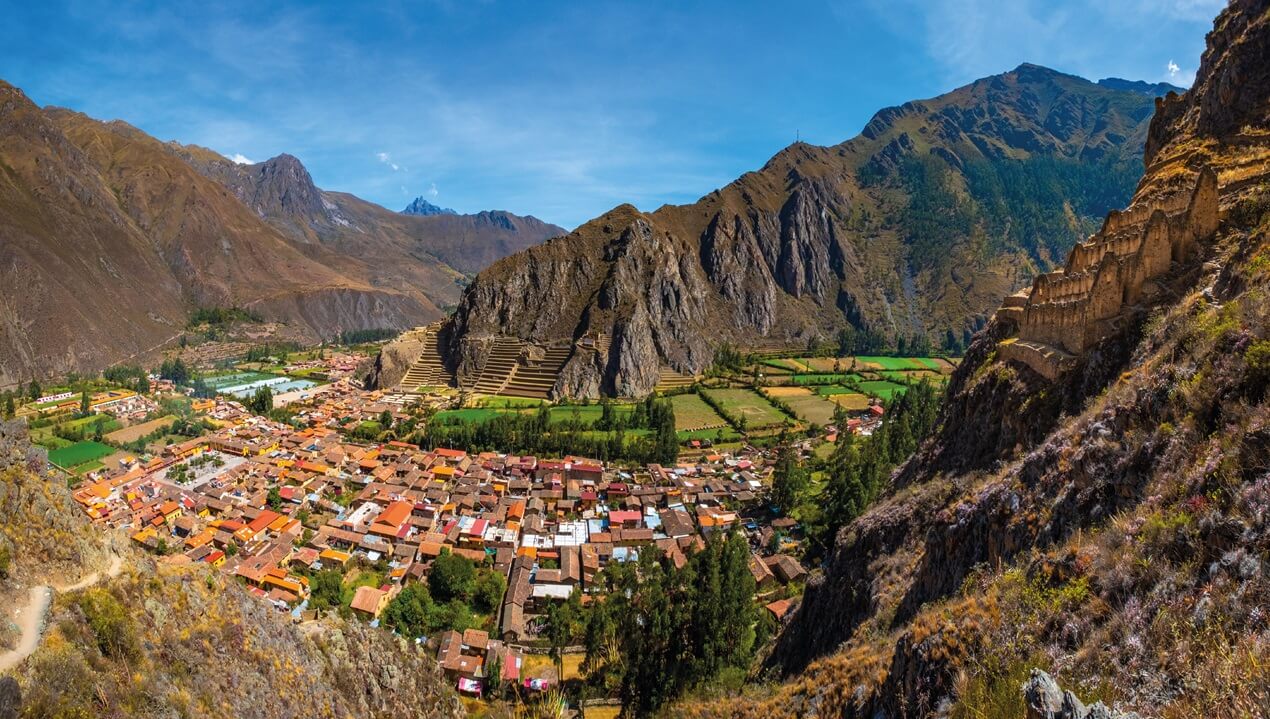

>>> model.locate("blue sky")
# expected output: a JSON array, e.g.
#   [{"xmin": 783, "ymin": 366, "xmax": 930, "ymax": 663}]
[{"xmin": 1, "ymin": 0, "xmax": 1220, "ymax": 229}]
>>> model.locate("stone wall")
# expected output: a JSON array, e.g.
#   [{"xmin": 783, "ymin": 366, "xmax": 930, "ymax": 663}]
[{"xmin": 995, "ymin": 167, "xmax": 1218, "ymax": 376}]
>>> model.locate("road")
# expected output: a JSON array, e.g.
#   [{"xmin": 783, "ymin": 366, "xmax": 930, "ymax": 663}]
[{"xmin": 0, "ymin": 541, "xmax": 124, "ymax": 672}]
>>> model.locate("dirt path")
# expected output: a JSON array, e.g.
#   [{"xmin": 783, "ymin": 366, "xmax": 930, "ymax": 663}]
[
  {"xmin": 0, "ymin": 540, "xmax": 124, "ymax": 672},
  {"xmin": 0, "ymin": 587, "xmax": 52, "ymax": 672}
]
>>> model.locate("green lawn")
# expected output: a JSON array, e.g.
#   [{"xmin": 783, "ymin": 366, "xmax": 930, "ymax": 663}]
[
  {"xmin": 701, "ymin": 388, "xmax": 789, "ymax": 429},
  {"xmin": 48, "ymin": 441, "xmax": 115, "ymax": 470}
]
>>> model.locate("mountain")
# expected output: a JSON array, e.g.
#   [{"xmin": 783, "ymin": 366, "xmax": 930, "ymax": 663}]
[
  {"xmin": 681, "ymin": 2, "xmax": 1270, "ymax": 716},
  {"xmin": 402, "ymin": 197, "xmax": 458, "ymax": 216},
  {"xmin": 438, "ymin": 64, "xmax": 1171, "ymax": 397},
  {"xmin": 1096, "ymin": 77, "xmax": 1186, "ymax": 97},
  {"xmin": 0, "ymin": 84, "xmax": 562, "ymax": 387},
  {"xmin": 0, "ymin": 420, "xmax": 463, "ymax": 719}
]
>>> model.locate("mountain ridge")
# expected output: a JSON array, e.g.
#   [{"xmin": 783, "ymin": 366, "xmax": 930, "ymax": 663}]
[
  {"xmin": 435, "ymin": 63, "xmax": 1172, "ymax": 397},
  {"xmin": 0, "ymin": 82, "xmax": 562, "ymax": 387}
]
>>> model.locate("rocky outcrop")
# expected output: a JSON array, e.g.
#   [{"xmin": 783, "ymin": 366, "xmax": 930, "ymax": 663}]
[
  {"xmin": 363, "ymin": 327, "xmax": 429, "ymax": 390},
  {"xmin": 401, "ymin": 197, "xmax": 458, "ymax": 216},
  {"xmin": 441, "ymin": 65, "xmax": 1169, "ymax": 397},
  {"xmin": 1023, "ymin": 670, "xmax": 1139, "ymax": 719}
]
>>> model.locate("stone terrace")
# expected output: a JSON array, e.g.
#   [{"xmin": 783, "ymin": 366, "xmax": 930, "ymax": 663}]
[{"xmin": 995, "ymin": 167, "xmax": 1219, "ymax": 379}]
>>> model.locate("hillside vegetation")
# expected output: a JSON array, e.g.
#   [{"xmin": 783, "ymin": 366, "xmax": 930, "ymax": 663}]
[{"xmin": 675, "ymin": 2, "xmax": 1270, "ymax": 717}]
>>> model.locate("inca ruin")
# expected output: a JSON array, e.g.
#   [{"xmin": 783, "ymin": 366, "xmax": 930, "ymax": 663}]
[{"xmin": 995, "ymin": 166, "xmax": 1220, "ymax": 379}]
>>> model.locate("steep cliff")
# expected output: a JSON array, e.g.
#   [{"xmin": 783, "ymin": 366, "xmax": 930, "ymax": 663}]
[
  {"xmin": 441, "ymin": 66, "xmax": 1177, "ymax": 397},
  {"xmin": 680, "ymin": 3, "xmax": 1270, "ymax": 717}
]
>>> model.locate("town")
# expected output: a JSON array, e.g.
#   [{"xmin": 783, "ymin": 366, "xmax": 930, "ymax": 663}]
[{"xmin": 1, "ymin": 337, "xmax": 944, "ymax": 712}]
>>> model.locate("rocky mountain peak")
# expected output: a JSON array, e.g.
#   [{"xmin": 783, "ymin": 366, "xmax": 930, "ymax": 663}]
[
  {"xmin": 401, "ymin": 197, "xmax": 458, "ymax": 216},
  {"xmin": 246, "ymin": 152, "xmax": 327, "ymax": 220}
]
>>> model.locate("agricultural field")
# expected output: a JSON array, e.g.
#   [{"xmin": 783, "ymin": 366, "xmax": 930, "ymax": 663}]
[
  {"xmin": 105, "ymin": 415, "xmax": 177, "ymax": 443},
  {"xmin": 854, "ymin": 356, "xmax": 947, "ymax": 372},
  {"xmin": 767, "ymin": 387, "xmax": 839, "ymax": 426},
  {"xmin": 782, "ymin": 373, "xmax": 867, "ymax": 386},
  {"xmin": 48, "ymin": 440, "xmax": 115, "ymax": 471},
  {"xmin": 701, "ymin": 388, "xmax": 790, "ymax": 429},
  {"xmin": 476, "ymin": 395, "xmax": 545, "ymax": 409},
  {"xmin": 432, "ymin": 407, "xmax": 515, "ymax": 424},
  {"xmin": 856, "ymin": 379, "xmax": 908, "ymax": 400},
  {"xmin": 548, "ymin": 404, "xmax": 634, "ymax": 427},
  {"xmin": 670, "ymin": 393, "xmax": 729, "ymax": 431},
  {"xmin": 827, "ymin": 392, "xmax": 872, "ymax": 411}
]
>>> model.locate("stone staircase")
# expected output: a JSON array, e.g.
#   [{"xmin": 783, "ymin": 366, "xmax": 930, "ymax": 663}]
[
  {"xmin": 655, "ymin": 367, "xmax": 698, "ymax": 393},
  {"xmin": 398, "ymin": 329, "xmax": 455, "ymax": 391},
  {"xmin": 466, "ymin": 337, "xmax": 523, "ymax": 395},
  {"xmin": 501, "ymin": 345, "xmax": 573, "ymax": 399}
]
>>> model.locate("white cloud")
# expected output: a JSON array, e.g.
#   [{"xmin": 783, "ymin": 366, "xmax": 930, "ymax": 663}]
[
  {"xmin": 428, "ymin": 182, "xmax": 439, "ymax": 198},
  {"xmin": 376, "ymin": 151, "xmax": 400, "ymax": 171},
  {"xmin": 229, "ymin": 152, "xmax": 254, "ymax": 164},
  {"xmin": 1167, "ymin": 60, "xmax": 1180, "ymax": 77}
]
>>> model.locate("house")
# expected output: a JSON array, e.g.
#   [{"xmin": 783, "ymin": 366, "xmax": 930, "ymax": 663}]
[
  {"xmin": 764, "ymin": 554, "xmax": 808, "ymax": 584},
  {"xmin": 764, "ymin": 598, "xmax": 793, "ymax": 621},
  {"xmin": 350, "ymin": 585, "xmax": 390, "ymax": 619}
]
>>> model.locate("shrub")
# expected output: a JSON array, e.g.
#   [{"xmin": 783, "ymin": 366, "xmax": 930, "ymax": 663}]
[{"xmin": 77, "ymin": 588, "xmax": 139, "ymax": 661}]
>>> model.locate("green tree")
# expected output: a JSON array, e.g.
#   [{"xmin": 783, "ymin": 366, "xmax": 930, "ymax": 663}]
[
  {"xmin": 428, "ymin": 550, "xmax": 475, "ymax": 603},
  {"xmin": 382, "ymin": 583, "xmax": 433, "ymax": 638},
  {"xmin": 378, "ymin": 409, "xmax": 393, "ymax": 428},
  {"xmin": 267, "ymin": 486, "xmax": 282, "ymax": 510},
  {"xmin": 3, "ymin": 394, "xmax": 15, "ymax": 419},
  {"xmin": 308, "ymin": 569, "xmax": 343, "ymax": 612},
  {"xmin": 27, "ymin": 380, "xmax": 40, "ymax": 401},
  {"xmin": 770, "ymin": 444, "xmax": 808, "ymax": 516},
  {"xmin": 79, "ymin": 391, "xmax": 91, "ymax": 417},
  {"xmin": 472, "ymin": 570, "xmax": 507, "ymax": 614},
  {"xmin": 248, "ymin": 386, "xmax": 274, "ymax": 415}
]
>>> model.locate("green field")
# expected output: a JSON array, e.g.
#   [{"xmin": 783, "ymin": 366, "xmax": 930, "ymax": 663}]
[
  {"xmin": 670, "ymin": 393, "xmax": 730, "ymax": 431},
  {"xmin": 855, "ymin": 356, "xmax": 934, "ymax": 371},
  {"xmin": 476, "ymin": 396, "xmax": 546, "ymax": 408},
  {"xmin": 828, "ymin": 392, "xmax": 872, "ymax": 411},
  {"xmin": 202, "ymin": 371, "xmax": 275, "ymax": 389},
  {"xmin": 432, "ymin": 407, "xmax": 518, "ymax": 424},
  {"xmin": 856, "ymin": 380, "xmax": 908, "ymax": 400},
  {"xmin": 785, "ymin": 373, "xmax": 866, "ymax": 386},
  {"xmin": 815, "ymin": 385, "xmax": 856, "ymax": 396},
  {"xmin": 48, "ymin": 441, "xmax": 115, "ymax": 470},
  {"xmin": 783, "ymin": 394, "xmax": 840, "ymax": 425},
  {"xmin": 701, "ymin": 388, "xmax": 790, "ymax": 429},
  {"xmin": 548, "ymin": 404, "xmax": 633, "ymax": 427}
]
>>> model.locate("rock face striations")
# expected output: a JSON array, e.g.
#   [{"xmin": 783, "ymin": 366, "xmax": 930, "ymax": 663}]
[
  {"xmin": 0, "ymin": 83, "xmax": 562, "ymax": 387},
  {"xmin": 434, "ymin": 66, "xmax": 1178, "ymax": 398}
]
